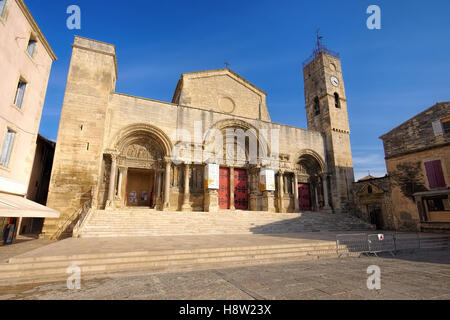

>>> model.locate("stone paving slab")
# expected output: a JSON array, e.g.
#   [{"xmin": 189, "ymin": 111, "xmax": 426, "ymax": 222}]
[
  {"xmin": 0, "ymin": 239, "xmax": 55, "ymax": 263},
  {"xmin": 4, "ymin": 233, "xmax": 340, "ymax": 262},
  {"xmin": 3, "ymin": 231, "xmax": 447, "ymax": 263},
  {"xmin": 1, "ymin": 249, "xmax": 449, "ymax": 300}
]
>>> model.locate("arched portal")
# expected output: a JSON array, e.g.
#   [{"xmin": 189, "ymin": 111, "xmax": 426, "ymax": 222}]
[
  {"xmin": 103, "ymin": 124, "xmax": 173, "ymax": 210},
  {"xmin": 295, "ymin": 151, "xmax": 328, "ymax": 212},
  {"xmin": 202, "ymin": 119, "xmax": 269, "ymax": 211}
]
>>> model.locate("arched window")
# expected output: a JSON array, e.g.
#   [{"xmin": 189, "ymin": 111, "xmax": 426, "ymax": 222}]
[
  {"xmin": 334, "ymin": 93, "xmax": 341, "ymax": 109},
  {"xmin": 313, "ymin": 97, "xmax": 320, "ymax": 116}
]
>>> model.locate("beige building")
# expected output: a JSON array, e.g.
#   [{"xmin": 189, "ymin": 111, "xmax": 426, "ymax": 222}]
[
  {"xmin": 381, "ymin": 102, "xmax": 450, "ymax": 232},
  {"xmin": 354, "ymin": 103, "xmax": 450, "ymax": 233},
  {"xmin": 0, "ymin": 0, "xmax": 58, "ymax": 237},
  {"xmin": 42, "ymin": 37, "xmax": 356, "ymax": 239}
]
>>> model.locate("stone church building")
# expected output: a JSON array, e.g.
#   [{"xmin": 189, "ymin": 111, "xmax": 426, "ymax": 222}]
[{"xmin": 42, "ymin": 36, "xmax": 355, "ymax": 239}]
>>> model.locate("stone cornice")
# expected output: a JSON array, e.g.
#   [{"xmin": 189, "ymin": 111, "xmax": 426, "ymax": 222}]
[{"xmin": 15, "ymin": 0, "xmax": 57, "ymax": 61}]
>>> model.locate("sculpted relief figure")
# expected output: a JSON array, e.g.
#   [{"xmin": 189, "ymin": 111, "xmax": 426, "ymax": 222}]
[{"xmin": 125, "ymin": 142, "xmax": 163, "ymax": 161}]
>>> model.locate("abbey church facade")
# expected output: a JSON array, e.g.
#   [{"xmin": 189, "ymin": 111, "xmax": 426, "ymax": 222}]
[{"xmin": 42, "ymin": 36, "xmax": 355, "ymax": 238}]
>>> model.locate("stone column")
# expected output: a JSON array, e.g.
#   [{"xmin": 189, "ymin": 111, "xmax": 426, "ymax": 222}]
[
  {"xmin": 163, "ymin": 158, "xmax": 171, "ymax": 211},
  {"xmin": 249, "ymin": 166, "xmax": 259, "ymax": 211},
  {"xmin": 117, "ymin": 167, "xmax": 124, "ymax": 199},
  {"xmin": 155, "ymin": 171, "xmax": 162, "ymax": 210},
  {"xmin": 314, "ymin": 186, "xmax": 320, "ymax": 211},
  {"xmin": 322, "ymin": 173, "xmax": 332, "ymax": 212},
  {"xmin": 293, "ymin": 174, "xmax": 299, "ymax": 212},
  {"xmin": 278, "ymin": 171, "xmax": 285, "ymax": 213},
  {"xmin": 229, "ymin": 167, "xmax": 235, "ymax": 211},
  {"xmin": 106, "ymin": 153, "xmax": 118, "ymax": 209},
  {"xmin": 182, "ymin": 163, "xmax": 192, "ymax": 211}
]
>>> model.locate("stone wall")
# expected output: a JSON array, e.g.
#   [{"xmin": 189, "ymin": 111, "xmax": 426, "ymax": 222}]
[
  {"xmin": 173, "ymin": 69, "xmax": 271, "ymax": 122},
  {"xmin": 303, "ymin": 52, "xmax": 355, "ymax": 213},
  {"xmin": 42, "ymin": 37, "xmax": 116, "ymax": 238},
  {"xmin": 353, "ymin": 177, "xmax": 395, "ymax": 230},
  {"xmin": 380, "ymin": 102, "xmax": 450, "ymax": 231},
  {"xmin": 381, "ymin": 102, "xmax": 450, "ymax": 159}
]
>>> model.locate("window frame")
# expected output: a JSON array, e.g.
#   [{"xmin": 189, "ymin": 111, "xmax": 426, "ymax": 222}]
[
  {"xmin": 424, "ymin": 160, "xmax": 446, "ymax": 189},
  {"xmin": 313, "ymin": 97, "xmax": 320, "ymax": 116},
  {"xmin": 13, "ymin": 78, "xmax": 27, "ymax": 109},
  {"xmin": 334, "ymin": 92, "xmax": 341, "ymax": 109},
  {"xmin": 27, "ymin": 37, "xmax": 37, "ymax": 58},
  {"xmin": 0, "ymin": 0, "xmax": 7, "ymax": 18},
  {"xmin": 441, "ymin": 117, "xmax": 450, "ymax": 135},
  {"xmin": 425, "ymin": 195, "xmax": 450, "ymax": 212},
  {"xmin": 0, "ymin": 128, "xmax": 16, "ymax": 168}
]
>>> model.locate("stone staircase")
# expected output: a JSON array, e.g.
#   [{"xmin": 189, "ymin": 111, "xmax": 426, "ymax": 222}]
[
  {"xmin": 0, "ymin": 239, "xmax": 342, "ymax": 286},
  {"xmin": 76, "ymin": 209, "xmax": 376, "ymax": 238}
]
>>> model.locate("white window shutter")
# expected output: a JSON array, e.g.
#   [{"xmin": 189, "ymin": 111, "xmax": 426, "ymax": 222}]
[
  {"xmin": 0, "ymin": 130, "xmax": 14, "ymax": 167},
  {"xmin": 432, "ymin": 120, "xmax": 443, "ymax": 136}
]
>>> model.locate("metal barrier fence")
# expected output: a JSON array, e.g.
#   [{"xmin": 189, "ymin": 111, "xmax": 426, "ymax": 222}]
[
  {"xmin": 336, "ymin": 233, "xmax": 450, "ymax": 257},
  {"xmin": 368, "ymin": 234, "xmax": 395, "ymax": 256},
  {"xmin": 336, "ymin": 233, "xmax": 370, "ymax": 255}
]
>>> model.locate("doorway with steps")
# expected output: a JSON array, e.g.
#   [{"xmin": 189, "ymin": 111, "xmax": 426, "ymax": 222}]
[
  {"xmin": 218, "ymin": 167, "xmax": 249, "ymax": 210},
  {"xmin": 125, "ymin": 168, "xmax": 155, "ymax": 208}
]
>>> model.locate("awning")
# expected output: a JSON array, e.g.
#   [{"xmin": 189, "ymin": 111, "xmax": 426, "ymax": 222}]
[{"xmin": 0, "ymin": 193, "xmax": 60, "ymax": 218}]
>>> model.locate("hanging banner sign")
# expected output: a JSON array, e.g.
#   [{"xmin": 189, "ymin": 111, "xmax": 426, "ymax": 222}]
[
  {"xmin": 204, "ymin": 164, "xmax": 219, "ymax": 190},
  {"xmin": 260, "ymin": 168, "xmax": 275, "ymax": 191}
]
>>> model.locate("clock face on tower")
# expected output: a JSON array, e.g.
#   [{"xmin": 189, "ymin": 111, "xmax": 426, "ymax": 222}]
[{"xmin": 330, "ymin": 76, "xmax": 339, "ymax": 87}]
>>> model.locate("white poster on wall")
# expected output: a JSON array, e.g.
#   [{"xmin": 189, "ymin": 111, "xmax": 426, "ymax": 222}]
[
  {"xmin": 204, "ymin": 163, "xmax": 220, "ymax": 190},
  {"xmin": 260, "ymin": 168, "xmax": 275, "ymax": 191}
]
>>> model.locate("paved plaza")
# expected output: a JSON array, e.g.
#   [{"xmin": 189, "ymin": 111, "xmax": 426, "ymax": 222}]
[{"xmin": 1, "ymin": 249, "xmax": 449, "ymax": 300}]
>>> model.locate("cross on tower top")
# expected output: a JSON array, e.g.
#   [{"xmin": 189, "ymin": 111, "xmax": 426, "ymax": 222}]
[
  {"xmin": 315, "ymin": 28, "xmax": 324, "ymax": 53},
  {"xmin": 302, "ymin": 29, "xmax": 340, "ymax": 67}
]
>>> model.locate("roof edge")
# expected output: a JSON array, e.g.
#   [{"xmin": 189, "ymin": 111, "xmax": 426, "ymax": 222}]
[
  {"xmin": 16, "ymin": 0, "xmax": 57, "ymax": 61},
  {"xmin": 379, "ymin": 102, "xmax": 450, "ymax": 140},
  {"xmin": 181, "ymin": 68, "xmax": 267, "ymax": 96}
]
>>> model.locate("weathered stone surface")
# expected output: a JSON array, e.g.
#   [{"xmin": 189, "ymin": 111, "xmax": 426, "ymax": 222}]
[
  {"xmin": 42, "ymin": 37, "xmax": 356, "ymax": 239},
  {"xmin": 375, "ymin": 102, "xmax": 450, "ymax": 232}
]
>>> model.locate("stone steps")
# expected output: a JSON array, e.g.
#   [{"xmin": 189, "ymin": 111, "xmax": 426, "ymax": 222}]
[
  {"xmin": 0, "ymin": 242, "xmax": 340, "ymax": 286},
  {"xmin": 77, "ymin": 210, "xmax": 376, "ymax": 238}
]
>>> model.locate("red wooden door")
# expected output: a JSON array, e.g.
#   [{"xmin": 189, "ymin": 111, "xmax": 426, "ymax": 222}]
[
  {"xmin": 298, "ymin": 183, "xmax": 311, "ymax": 211},
  {"xmin": 219, "ymin": 167, "xmax": 230, "ymax": 209},
  {"xmin": 234, "ymin": 169, "xmax": 248, "ymax": 210}
]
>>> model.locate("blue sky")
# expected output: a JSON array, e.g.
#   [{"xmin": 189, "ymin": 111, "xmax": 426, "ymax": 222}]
[{"xmin": 27, "ymin": 0, "xmax": 450, "ymax": 180}]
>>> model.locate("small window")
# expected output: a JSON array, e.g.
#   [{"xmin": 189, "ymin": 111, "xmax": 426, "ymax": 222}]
[
  {"xmin": 313, "ymin": 97, "xmax": 320, "ymax": 116},
  {"xmin": 0, "ymin": 0, "xmax": 6, "ymax": 17},
  {"xmin": 27, "ymin": 37, "xmax": 37, "ymax": 57},
  {"xmin": 334, "ymin": 92, "xmax": 341, "ymax": 109},
  {"xmin": 0, "ymin": 129, "xmax": 16, "ymax": 167},
  {"xmin": 367, "ymin": 186, "xmax": 373, "ymax": 194},
  {"xmin": 424, "ymin": 160, "xmax": 446, "ymax": 189},
  {"xmin": 442, "ymin": 117, "xmax": 450, "ymax": 134},
  {"xmin": 425, "ymin": 196, "xmax": 450, "ymax": 212},
  {"xmin": 14, "ymin": 79, "xmax": 27, "ymax": 108}
]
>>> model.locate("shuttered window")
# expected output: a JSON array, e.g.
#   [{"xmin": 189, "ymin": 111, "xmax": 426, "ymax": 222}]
[
  {"xmin": 424, "ymin": 160, "xmax": 446, "ymax": 189},
  {"xmin": 14, "ymin": 80, "xmax": 27, "ymax": 108},
  {"xmin": 27, "ymin": 39, "xmax": 37, "ymax": 57},
  {"xmin": 0, "ymin": 0, "xmax": 6, "ymax": 17},
  {"xmin": 442, "ymin": 117, "xmax": 450, "ymax": 134},
  {"xmin": 0, "ymin": 129, "xmax": 15, "ymax": 167}
]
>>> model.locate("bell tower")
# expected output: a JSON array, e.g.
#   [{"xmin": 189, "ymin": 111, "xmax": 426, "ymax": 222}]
[{"xmin": 302, "ymin": 33, "xmax": 355, "ymax": 213}]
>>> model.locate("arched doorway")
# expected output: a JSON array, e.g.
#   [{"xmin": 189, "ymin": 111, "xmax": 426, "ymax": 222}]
[
  {"xmin": 104, "ymin": 124, "xmax": 172, "ymax": 210},
  {"xmin": 120, "ymin": 139, "xmax": 164, "ymax": 207},
  {"xmin": 203, "ymin": 120, "xmax": 269, "ymax": 211},
  {"xmin": 296, "ymin": 151, "xmax": 327, "ymax": 212}
]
